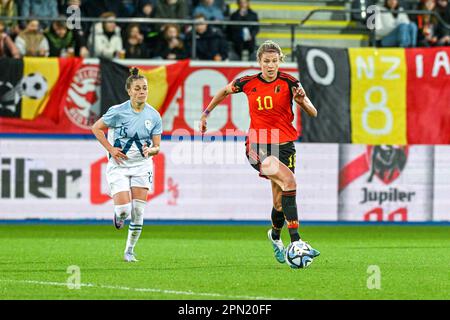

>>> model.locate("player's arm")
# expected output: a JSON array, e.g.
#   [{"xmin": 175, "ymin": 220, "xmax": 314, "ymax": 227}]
[
  {"xmin": 199, "ymin": 82, "xmax": 236, "ymax": 133},
  {"xmin": 293, "ymin": 85, "xmax": 317, "ymax": 118},
  {"xmin": 143, "ymin": 135, "xmax": 161, "ymax": 158},
  {"xmin": 91, "ymin": 118, "xmax": 128, "ymax": 164}
]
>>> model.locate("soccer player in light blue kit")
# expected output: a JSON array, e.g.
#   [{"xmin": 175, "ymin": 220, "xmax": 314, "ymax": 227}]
[{"xmin": 92, "ymin": 67, "xmax": 162, "ymax": 262}]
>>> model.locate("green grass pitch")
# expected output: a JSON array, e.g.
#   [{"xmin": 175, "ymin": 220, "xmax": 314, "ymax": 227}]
[{"xmin": 0, "ymin": 224, "xmax": 449, "ymax": 300}]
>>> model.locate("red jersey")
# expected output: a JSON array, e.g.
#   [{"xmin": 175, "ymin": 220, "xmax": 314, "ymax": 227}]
[{"xmin": 232, "ymin": 71, "xmax": 300, "ymax": 144}]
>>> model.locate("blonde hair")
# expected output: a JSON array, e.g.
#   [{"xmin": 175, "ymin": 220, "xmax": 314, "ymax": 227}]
[{"xmin": 256, "ymin": 40, "xmax": 285, "ymax": 62}]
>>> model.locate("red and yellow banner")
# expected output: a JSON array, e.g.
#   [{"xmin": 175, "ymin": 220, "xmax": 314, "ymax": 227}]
[{"xmin": 1, "ymin": 50, "xmax": 449, "ymax": 145}]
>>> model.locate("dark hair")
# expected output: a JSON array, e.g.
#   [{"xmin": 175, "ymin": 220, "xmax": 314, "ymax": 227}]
[
  {"xmin": 384, "ymin": 0, "xmax": 399, "ymax": 9},
  {"xmin": 126, "ymin": 23, "xmax": 141, "ymax": 37},
  {"xmin": 100, "ymin": 11, "xmax": 116, "ymax": 19},
  {"xmin": 236, "ymin": 0, "xmax": 250, "ymax": 5},
  {"xmin": 125, "ymin": 67, "xmax": 146, "ymax": 90},
  {"xmin": 162, "ymin": 23, "xmax": 180, "ymax": 39},
  {"xmin": 52, "ymin": 16, "xmax": 68, "ymax": 30}
]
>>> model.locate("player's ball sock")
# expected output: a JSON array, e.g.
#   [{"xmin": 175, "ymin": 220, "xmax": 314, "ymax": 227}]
[
  {"xmin": 281, "ymin": 190, "xmax": 301, "ymax": 242},
  {"xmin": 271, "ymin": 207, "xmax": 284, "ymax": 240},
  {"xmin": 125, "ymin": 199, "xmax": 146, "ymax": 254},
  {"xmin": 115, "ymin": 203, "xmax": 132, "ymax": 220}
]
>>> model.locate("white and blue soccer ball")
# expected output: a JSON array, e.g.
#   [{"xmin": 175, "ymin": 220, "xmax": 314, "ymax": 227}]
[
  {"xmin": 285, "ymin": 240, "xmax": 314, "ymax": 269},
  {"xmin": 21, "ymin": 73, "xmax": 48, "ymax": 100}
]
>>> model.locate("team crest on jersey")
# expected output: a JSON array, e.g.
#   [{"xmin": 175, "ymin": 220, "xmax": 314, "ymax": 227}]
[
  {"xmin": 274, "ymin": 85, "xmax": 281, "ymax": 93},
  {"xmin": 145, "ymin": 119, "xmax": 152, "ymax": 130}
]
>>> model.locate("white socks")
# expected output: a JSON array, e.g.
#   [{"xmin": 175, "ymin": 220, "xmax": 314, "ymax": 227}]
[
  {"xmin": 125, "ymin": 199, "xmax": 146, "ymax": 254},
  {"xmin": 114, "ymin": 203, "xmax": 132, "ymax": 221}
]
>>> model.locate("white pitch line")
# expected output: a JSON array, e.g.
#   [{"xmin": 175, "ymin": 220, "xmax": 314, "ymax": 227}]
[{"xmin": 0, "ymin": 279, "xmax": 293, "ymax": 300}]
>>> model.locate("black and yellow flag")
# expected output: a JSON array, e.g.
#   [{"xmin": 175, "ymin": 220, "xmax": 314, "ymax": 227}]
[{"xmin": 0, "ymin": 57, "xmax": 58, "ymax": 120}]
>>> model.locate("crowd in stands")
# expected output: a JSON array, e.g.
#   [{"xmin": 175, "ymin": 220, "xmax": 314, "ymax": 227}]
[
  {"xmin": 0, "ymin": 0, "xmax": 260, "ymax": 60},
  {"xmin": 356, "ymin": 0, "xmax": 450, "ymax": 47}
]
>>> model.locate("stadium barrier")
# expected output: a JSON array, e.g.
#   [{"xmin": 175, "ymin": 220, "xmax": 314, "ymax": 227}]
[
  {"xmin": 0, "ymin": 138, "xmax": 449, "ymax": 222},
  {"xmin": 0, "ymin": 53, "xmax": 449, "ymax": 222},
  {"xmin": 2, "ymin": 7, "xmax": 449, "ymax": 60}
]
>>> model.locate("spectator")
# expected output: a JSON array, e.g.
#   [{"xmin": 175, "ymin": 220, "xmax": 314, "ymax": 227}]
[
  {"xmin": 191, "ymin": 0, "xmax": 228, "ymax": 16},
  {"xmin": 375, "ymin": 0, "xmax": 418, "ymax": 47},
  {"xmin": 15, "ymin": 19, "xmax": 49, "ymax": 57},
  {"xmin": 136, "ymin": 0, "xmax": 158, "ymax": 38},
  {"xmin": 0, "ymin": 0, "xmax": 20, "ymax": 35},
  {"xmin": 417, "ymin": 0, "xmax": 439, "ymax": 46},
  {"xmin": 193, "ymin": 0, "xmax": 224, "ymax": 21},
  {"xmin": 63, "ymin": 0, "xmax": 90, "ymax": 57},
  {"xmin": 124, "ymin": 23, "xmax": 149, "ymax": 58},
  {"xmin": 88, "ymin": 11, "xmax": 123, "ymax": 59},
  {"xmin": 436, "ymin": 0, "xmax": 450, "ymax": 45},
  {"xmin": 153, "ymin": 23, "xmax": 188, "ymax": 59},
  {"xmin": 186, "ymin": 14, "xmax": 228, "ymax": 60},
  {"xmin": 0, "ymin": 20, "xmax": 20, "ymax": 58},
  {"xmin": 119, "ymin": 0, "xmax": 138, "ymax": 17},
  {"xmin": 228, "ymin": 0, "xmax": 259, "ymax": 60},
  {"xmin": 45, "ymin": 19, "xmax": 76, "ymax": 57},
  {"xmin": 80, "ymin": 0, "xmax": 120, "ymax": 40},
  {"xmin": 135, "ymin": 1, "xmax": 159, "ymax": 55},
  {"xmin": 81, "ymin": 0, "xmax": 120, "ymax": 17},
  {"xmin": 21, "ymin": 0, "xmax": 59, "ymax": 29},
  {"xmin": 154, "ymin": 0, "xmax": 188, "ymax": 19},
  {"xmin": 436, "ymin": 0, "xmax": 450, "ymax": 21}
]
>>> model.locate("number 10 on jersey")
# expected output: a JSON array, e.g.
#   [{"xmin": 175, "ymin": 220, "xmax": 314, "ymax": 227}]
[{"xmin": 256, "ymin": 96, "xmax": 274, "ymax": 110}]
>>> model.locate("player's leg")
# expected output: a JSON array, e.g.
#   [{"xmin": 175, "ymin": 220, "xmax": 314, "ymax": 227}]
[
  {"xmin": 123, "ymin": 162, "xmax": 152, "ymax": 262},
  {"xmin": 123, "ymin": 186, "xmax": 147, "ymax": 262},
  {"xmin": 107, "ymin": 164, "xmax": 132, "ymax": 230},
  {"xmin": 267, "ymin": 180, "xmax": 286, "ymax": 263},
  {"xmin": 112, "ymin": 192, "xmax": 132, "ymax": 230},
  {"xmin": 262, "ymin": 157, "xmax": 320, "ymax": 258},
  {"xmin": 261, "ymin": 156, "xmax": 300, "ymax": 242},
  {"xmin": 270, "ymin": 181, "xmax": 284, "ymax": 239},
  {"xmin": 246, "ymin": 143, "xmax": 318, "ymax": 260}
]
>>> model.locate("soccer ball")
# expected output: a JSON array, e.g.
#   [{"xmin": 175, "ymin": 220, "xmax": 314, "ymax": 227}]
[
  {"xmin": 21, "ymin": 73, "xmax": 48, "ymax": 100},
  {"xmin": 285, "ymin": 240, "xmax": 314, "ymax": 269}
]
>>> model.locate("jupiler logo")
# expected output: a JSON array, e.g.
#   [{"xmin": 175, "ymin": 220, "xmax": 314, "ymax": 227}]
[
  {"xmin": 361, "ymin": 145, "xmax": 415, "ymax": 206},
  {"xmin": 366, "ymin": 145, "xmax": 408, "ymax": 184}
]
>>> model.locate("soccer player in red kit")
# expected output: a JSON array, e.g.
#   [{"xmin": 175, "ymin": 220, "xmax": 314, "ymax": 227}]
[{"xmin": 199, "ymin": 40, "xmax": 320, "ymax": 267}]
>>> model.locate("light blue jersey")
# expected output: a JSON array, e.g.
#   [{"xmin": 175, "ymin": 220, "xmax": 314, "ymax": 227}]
[{"xmin": 102, "ymin": 100, "xmax": 162, "ymax": 165}]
